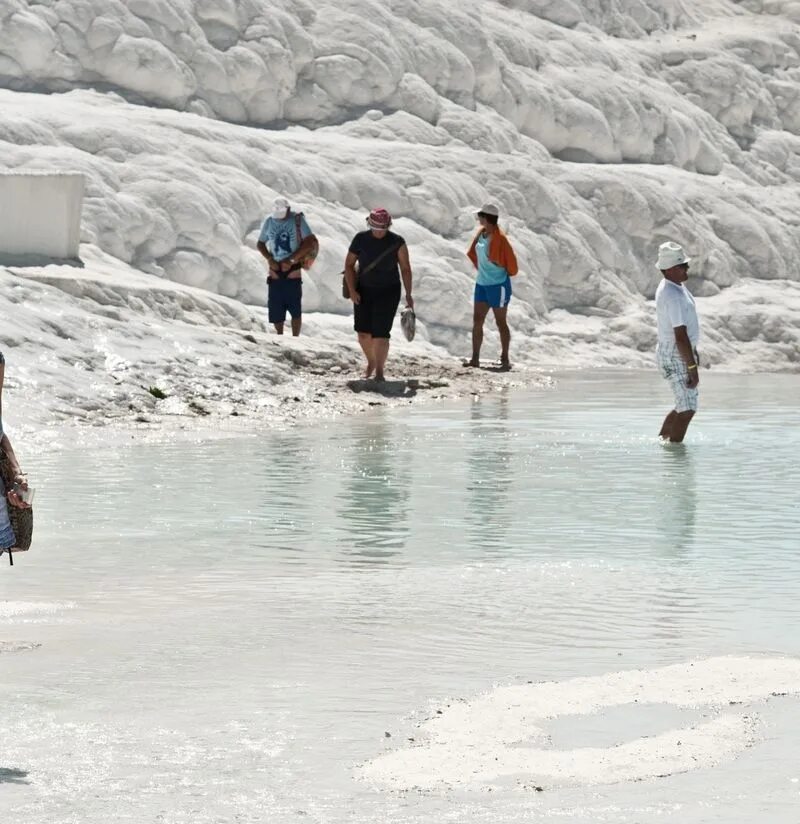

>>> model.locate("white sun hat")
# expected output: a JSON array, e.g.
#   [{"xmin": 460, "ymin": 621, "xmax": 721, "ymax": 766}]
[
  {"xmin": 271, "ymin": 196, "xmax": 290, "ymax": 220},
  {"xmin": 656, "ymin": 241, "xmax": 691, "ymax": 270}
]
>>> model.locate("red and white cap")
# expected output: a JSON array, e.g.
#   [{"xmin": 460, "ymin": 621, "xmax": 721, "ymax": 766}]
[{"xmin": 367, "ymin": 208, "xmax": 392, "ymax": 230}]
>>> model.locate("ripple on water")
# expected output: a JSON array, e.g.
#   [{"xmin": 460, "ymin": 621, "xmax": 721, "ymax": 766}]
[
  {"xmin": 0, "ymin": 640, "xmax": 41, "ymax": 654},
  {"xmin": 0, "ymin": 601, "xmax": 76, "ymax": 622}
]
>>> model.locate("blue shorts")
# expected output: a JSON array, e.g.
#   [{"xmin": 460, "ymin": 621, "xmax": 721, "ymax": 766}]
[
  {"xmin": 474, "ymin": 277, "xmax": 512, "ymax": 308},
  {"xmin": 267, "ymin": 278, "xmax": 302, "ymax": 324}
]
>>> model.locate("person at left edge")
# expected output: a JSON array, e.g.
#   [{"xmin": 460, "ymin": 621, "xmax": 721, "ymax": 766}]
[
  {"xmin": 256, "ymin": 196, "xmax": 318, "ymax": 336},
  {"xmin": 0, "ymin": 352, "xmax": 31, "ymax": 558}
]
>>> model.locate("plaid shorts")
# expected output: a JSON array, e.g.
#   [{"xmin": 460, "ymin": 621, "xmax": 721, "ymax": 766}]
[{"xmin": 657, "ymin": 348, "xmax": 698, "ymax": 413}]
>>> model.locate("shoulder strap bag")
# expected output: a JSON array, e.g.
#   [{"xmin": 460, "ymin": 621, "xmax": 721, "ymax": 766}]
[{"xmin": 342, "ymin": 241, "xmax": 403, "ymax": 299}]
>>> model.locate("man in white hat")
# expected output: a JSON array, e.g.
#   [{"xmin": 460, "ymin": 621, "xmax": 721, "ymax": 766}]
[
  {"xmin": 256, "ymin": 196, "xmax": 318, "ymax": 336},
  {"xmin": 654, "ymin": 241, "xmax": 701, "ymax": 443}
]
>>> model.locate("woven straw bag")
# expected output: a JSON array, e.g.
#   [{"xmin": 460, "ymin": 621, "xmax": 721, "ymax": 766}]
[{"xmin": 0, "ymin": 448, "xmax": 33, "ymax": 555}]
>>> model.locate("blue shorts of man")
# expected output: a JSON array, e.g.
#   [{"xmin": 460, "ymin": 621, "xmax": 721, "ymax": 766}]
[{"xmin": 268, "ymin": 278, "xmax": 302, "ymax": 326}]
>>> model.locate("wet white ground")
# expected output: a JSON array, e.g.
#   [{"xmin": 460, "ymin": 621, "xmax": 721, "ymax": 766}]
[
  {"xmin": 2, "ymin": 372, "xmax": 800, "ymax": 822},
  {"xmin": 3, "ymin": 0, "xmax": 800, "ymax": 387}
]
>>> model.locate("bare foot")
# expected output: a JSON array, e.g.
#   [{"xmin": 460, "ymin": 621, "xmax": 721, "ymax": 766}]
[
  {"xmin": 374, "ymin": 372, "xmax": 386, "ymax": 383},
  {"xmin": 499, "ymin": 359, "xmax": 511, "ymax": 372},
  {"xmin": 365, "ymin": 362, "xmax": 376, "ymax": 378},
  {"xmin": 463, "ymin": 358, "xmax": 480, "ymax": 368}
]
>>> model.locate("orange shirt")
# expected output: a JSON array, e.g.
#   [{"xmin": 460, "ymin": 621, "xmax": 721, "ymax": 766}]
[{"xmin": 466, "ymin": 228, "xmax": 519, "ymax": 276}]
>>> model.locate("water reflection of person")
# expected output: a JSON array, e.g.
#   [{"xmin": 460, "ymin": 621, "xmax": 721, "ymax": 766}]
[
  {"xmin": 648, "ymin": 445, "xmax": 698, "ymax": 645},
  {"xmin": 655, "ymin": 444, "xmax": 696, "ymax": 558},
  {"xmin": 465, "ymin": 393, "xmax": 513, "ymax": 555},
  {"xmin": 337, "ymin": 418, "xmax": 410, "ymax": 566},
  {"xmin": 258, "ymin": 430, "xmax": 316, "ymax": 553}
]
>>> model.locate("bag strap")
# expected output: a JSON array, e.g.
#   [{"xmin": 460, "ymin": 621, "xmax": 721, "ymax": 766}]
[
  {"xmin": 359, "ymin": 241, "xmax": 403, "ymax": 277},
  {"xmin": 294, "ymin": 212, "xmax": 304, "ymax": 242}
]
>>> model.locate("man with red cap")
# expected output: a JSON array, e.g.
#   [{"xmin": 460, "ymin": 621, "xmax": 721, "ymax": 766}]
[{"xmin": 344, "ymin": 209, "xmax": 414, "ymax": 381}]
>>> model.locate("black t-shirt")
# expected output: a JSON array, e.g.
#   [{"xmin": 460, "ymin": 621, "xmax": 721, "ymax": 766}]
[{"xmin": 348, "ymin": 230, "xmax": 405, "ymax": 289}]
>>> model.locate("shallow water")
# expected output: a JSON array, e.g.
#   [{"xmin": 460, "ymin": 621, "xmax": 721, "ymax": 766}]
[{"xmin": 2, "ymin": 371, "xmax": 800, "ymax": 822}]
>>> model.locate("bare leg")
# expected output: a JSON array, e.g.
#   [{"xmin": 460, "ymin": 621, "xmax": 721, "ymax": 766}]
[
  {"xmin": 660, "ymin": 410, "xmax": 695, "ymax": 443},
  {"xmin": 492, "ymin": 306, "xmax": 511, "ymax": 368},
  {"xmin": 291, "ymin": 317, "xmax": 302, "ymax": 337},
  {"xmin": 468, "ymin": 302, "xmax": 491, "ymax": 366},
  {"xmin": 659, "ymin": 410, "xmax": 678, "ymax": 440},
  {"xmin": 668, "ymin": 410, "xmax": 695, "ymax": 443},
  {"xmin": 273, "ymin": 323, "xmax": 285, "ymax": 335},
  {"xmin": 358, "ymin": 332, "xmax": 375, "ymax": 377},
  {"xmin": 374, "ymin": 338, "xmax": 390, "ymax": 381}
]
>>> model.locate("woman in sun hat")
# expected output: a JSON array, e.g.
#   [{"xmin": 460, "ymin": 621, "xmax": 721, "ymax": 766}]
[
  {"xmin": 343, "ymin": 209, "xmax": 414, "ymax": 381},
  {"xmin": 466, "ymin": 204, "xmax": 518, "ymax": 370}
]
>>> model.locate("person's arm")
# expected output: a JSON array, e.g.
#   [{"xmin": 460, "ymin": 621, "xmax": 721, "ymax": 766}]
[
  {"xmin": 1, "ymin": 433, "xmax": 20, "ymax": 476},
  {"xmin": 256, "ymin": 240, "xmax": 274, "ymax": 264},
  {"xmin": 673, "ymin": 326, "xmax": 699, "ymax": 388},
  {"xmin": 668, "ymin": 293, "xmax": 698, "ymax": 387},
  {"xmin": 281, "ymin": 216, "xmax": 318, "ymax": 271},
  {"xmin": 285, "ymin": 234, "xmax": 318, "ymax": 270},
  {"xmin": 344, "ymin": 251, "xmax": 360, "ymax": 304},
  {"xmin": 1, "ymin": 433, "xmax": 29, "ymax": 508},
  {"xmin": 398, "ymin": 244, "xmax": 413, "ymax": 309},
  {"xmin": 466, "ymin": 233, "xmax": 479, "ymax": 269},
  {"xmin": 257, "ymin": 241, "xmax": 280, "ymax": 277}
]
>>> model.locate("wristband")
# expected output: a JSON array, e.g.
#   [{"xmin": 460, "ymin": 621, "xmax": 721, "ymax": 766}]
[{"xmin": 687, "ymin": 364, "xmax": 697, "ymax": 370}]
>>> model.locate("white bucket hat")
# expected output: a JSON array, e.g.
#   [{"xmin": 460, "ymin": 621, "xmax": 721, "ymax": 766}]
[
  {"xmin": 271, "ymin": 196, "xmax": 290, "ymax": 220},
  {"xmin": 477, "ymin": 203, "xmax": 500, "ymax": 217},
  {"xmin": 656, "ymin": 241, "xmax": 691, "ymax": 270}
]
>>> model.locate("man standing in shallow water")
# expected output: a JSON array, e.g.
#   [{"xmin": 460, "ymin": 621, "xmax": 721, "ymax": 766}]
[
  {"xmin": 655, "ymin": 241, "xmax": 701, "ymax": 443},
  {"xmin": 466, "ymin": 204, "xmax": 518, "ymax": 370}
]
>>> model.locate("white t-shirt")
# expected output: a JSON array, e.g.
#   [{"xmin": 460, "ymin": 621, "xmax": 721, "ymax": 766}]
[{"xmin": 655, "ymin": 279, "xmax": 700, "ymax": 352}]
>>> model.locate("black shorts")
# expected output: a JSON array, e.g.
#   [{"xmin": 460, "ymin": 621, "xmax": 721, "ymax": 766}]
[
  {"xmin": 267, "ymin": 278, "xmax": 302, "ymax": 324},
  {"xmin": 354, "ymin": 283, "xmax": 401, "ymax": 338}
]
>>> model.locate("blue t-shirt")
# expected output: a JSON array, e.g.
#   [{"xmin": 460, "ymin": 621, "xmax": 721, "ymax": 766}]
[
  {"xmin": 258, "ymin": 212, "xmax": 312, "ymax": 262},
  {"xmin": 475, "ymin": 233, "xmax": 509, "ymax": 286}
]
